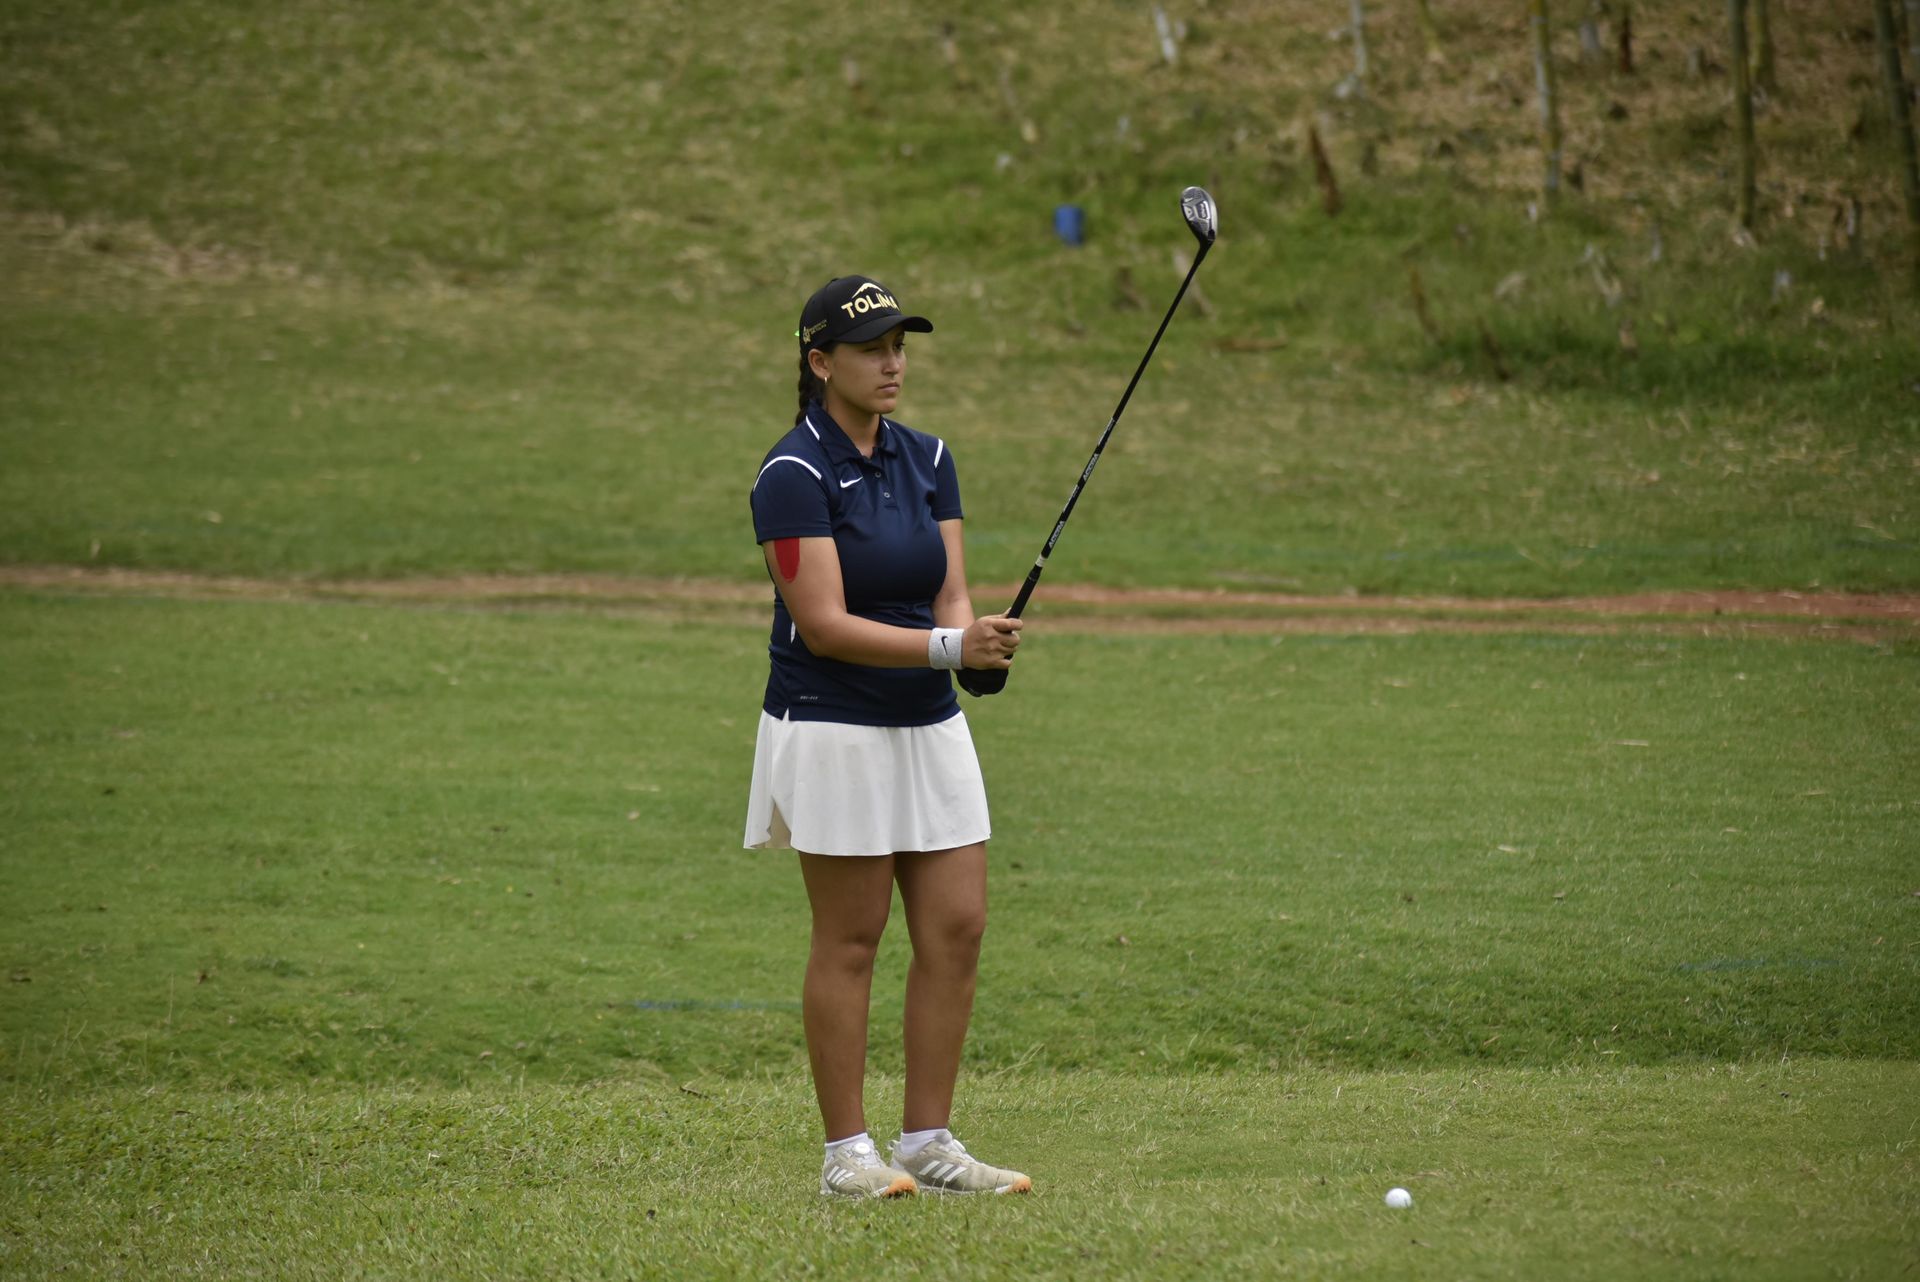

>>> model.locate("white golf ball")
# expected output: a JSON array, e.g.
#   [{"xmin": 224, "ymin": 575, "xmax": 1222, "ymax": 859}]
[{"xmin": 1384, "ymin": 1187, "xmax": 1413, "ymax": 1209}]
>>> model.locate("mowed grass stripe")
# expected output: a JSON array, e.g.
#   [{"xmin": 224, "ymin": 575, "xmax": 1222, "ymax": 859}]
[
  {"xmin": 2, "ymin": 564, "xmax": 1916, "ymax": 667},
  {"xmin": 2, "ymin": 1063, "xmax": 1915, "ymax": 1281},
  {"xmin": 3, "ymin": 592, "xmax": 1914, "ymax": 1091}
]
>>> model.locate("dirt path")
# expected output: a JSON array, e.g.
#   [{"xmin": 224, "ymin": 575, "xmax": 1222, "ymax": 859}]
[{"xmin": 3, "ymin": 565, "xmax": 1915, "ymax": 644}]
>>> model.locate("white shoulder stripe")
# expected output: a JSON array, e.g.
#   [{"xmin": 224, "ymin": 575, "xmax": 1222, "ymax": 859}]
[
  {"xmin": 754, "ymin": 454, "xmax": 823, "ymax": 488},
  {"xmin": 802, "ymin": 411, "xmax": 822, "ymax": 441},
  {"xmin": 933, "ymin": 438, "xmax": 946, "ymax": 467}
]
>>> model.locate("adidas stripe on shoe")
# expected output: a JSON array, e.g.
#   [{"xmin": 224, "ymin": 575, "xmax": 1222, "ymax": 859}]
[
  {"xmin": 820, "ymin": 1138, "xmax": 917, "ymax": 1199},
  {"xmin": 890, "ymin": 1134, "xmax": 1031, "ymax": 1195}
]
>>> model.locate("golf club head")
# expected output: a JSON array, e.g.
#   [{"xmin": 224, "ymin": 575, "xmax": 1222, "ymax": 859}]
[{"xmin": 1181, "ymin": 186, "xmax": 1218, "ymax": 246}]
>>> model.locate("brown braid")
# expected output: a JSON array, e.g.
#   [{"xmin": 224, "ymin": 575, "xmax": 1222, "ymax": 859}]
[{"xmin": 794, "ymin": 345, "xmax": 832, "ymax": 424}]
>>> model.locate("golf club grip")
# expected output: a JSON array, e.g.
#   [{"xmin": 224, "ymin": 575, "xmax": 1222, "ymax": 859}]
[{"xmin": 958, "ymin": 665, "xmax": 1009, "ymax": 696}]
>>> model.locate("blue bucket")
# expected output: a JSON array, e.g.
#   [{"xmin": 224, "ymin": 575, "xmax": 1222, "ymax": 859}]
[{"xmin": 1053, "ymin": 204, "xmax": 1086, "ymax": 246}]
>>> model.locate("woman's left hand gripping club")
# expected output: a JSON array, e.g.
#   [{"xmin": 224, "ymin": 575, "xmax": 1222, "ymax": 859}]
[{"xmin": 963, "ymin": 614, "xmax": 1021, "ymax": 670}]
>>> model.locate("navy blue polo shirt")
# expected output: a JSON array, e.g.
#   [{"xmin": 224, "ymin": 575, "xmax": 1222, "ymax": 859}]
[{"xmin": 751, "ymin": 402, "xmax": 964, "ymax": 726}]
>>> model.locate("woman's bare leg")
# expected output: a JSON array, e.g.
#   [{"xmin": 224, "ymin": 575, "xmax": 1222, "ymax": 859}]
[
  {"xmin": 797, "ymin": 852, "xmax": 896, "ymax": 1141},
  {"xmin": 893, "ymin": 842, "xmax": 989, "ymax": 1133}
]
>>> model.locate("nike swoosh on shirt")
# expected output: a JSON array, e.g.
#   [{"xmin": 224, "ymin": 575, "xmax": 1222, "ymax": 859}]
[{"xmin": 839, "ymin": 476, "xmax": 863, "ymax": 489}]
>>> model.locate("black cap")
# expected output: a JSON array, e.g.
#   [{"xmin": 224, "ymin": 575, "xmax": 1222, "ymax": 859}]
[{"xmin": 797, "ymin": 275, "xmax": 933, "ymax": 350}]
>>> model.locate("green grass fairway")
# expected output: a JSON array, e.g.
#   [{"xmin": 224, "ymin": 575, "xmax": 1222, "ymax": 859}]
[
  {"xmin": 5, "ymin": 1, "xmax": 1919, "ymax": 1275},
  {"xmin": 3, "ymin": 590, "xmax": 1915, "ymax": 1276},
  {"xmin": 5, "ymin": 1064, "xmax": 1915, "ymax": 1281}
]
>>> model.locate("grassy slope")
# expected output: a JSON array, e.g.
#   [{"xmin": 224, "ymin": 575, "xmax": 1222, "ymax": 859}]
[{"xmin": 2, "ymin": 0, "xmax": 1916, "ymax": 593}]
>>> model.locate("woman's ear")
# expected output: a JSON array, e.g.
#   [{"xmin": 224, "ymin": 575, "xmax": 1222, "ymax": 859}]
[{"xmin": 807, "ymin": 347, "xmax": 833, "ymax": 381}]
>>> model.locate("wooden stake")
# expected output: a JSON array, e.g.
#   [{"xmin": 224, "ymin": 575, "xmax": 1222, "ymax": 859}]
[
  {"xmin": 1408, "ymin": 266, "xmax": 1440, "ymax": 341},
  {"xmin": 1830, "ymin": 196, "xmax": 1862, "ymax": 258},
  {"xmin": 1478, "ymin": 319, "xmax": 1512, "ymax": 381},
  {"xmin": 1308, "ymin": 122, "xmax": 1344, "ymax": 216}
]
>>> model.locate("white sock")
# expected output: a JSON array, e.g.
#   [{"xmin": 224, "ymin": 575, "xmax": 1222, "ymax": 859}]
[
  {"xmin": 894, "ymin": 1127, "xmax": 951, "ymax": 1160},
  {"xmin": 824, "ymin": 1132, "xmax": 874, "ymax": 1161}
]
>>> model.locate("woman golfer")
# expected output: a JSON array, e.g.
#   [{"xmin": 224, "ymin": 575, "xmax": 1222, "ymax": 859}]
[{"xmin": 743, "ymin": 274, "xmax": 1031, "ymax": 1198}]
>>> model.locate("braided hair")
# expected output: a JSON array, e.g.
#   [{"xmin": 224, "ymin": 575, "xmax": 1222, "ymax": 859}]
[{"xmin": 794, "ymin": 344, "xmax": 836, "ymax": 425}]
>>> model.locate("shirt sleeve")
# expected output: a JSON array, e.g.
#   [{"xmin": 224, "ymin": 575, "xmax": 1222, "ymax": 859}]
[
  {"xmin": 931, "ymin": 439, "xmax": 963, "ymax": 522},
  {"xmin": 751, "ymin": 455, "xmax": 833, "ymax": 542}
]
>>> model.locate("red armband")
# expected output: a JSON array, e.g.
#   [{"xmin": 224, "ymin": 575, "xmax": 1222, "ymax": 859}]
[{"xmin": 774, "ymin": 538, "xmax": 801, "ymax": 583}]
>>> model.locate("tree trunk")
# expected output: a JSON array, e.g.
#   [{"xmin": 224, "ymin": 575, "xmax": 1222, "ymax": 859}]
[
  {"xmin": 1529, "ymin": 0, "xmax": 1564, "ymax": 205},
  {"xmin": 1151, "ymin": 5, "xmax": 1180, "ymax": 64},
  {"xmin": 1350, "ymin": 0, "xmax": 1370, "ymax": 83},
  {"xmin": 1907, "ymin": 0, "xmax": 1920, "ymax": 101},
  {"xmin": 1579, "ymin": 2, "xmax": 1605, "ymax": 66},
  {"xmin": 1751, "ymin": 0, "xmax": 1778, "ymax": 94},
  {"xmin": 1729, "ymin": 0, "xmax": 1757, "ymax": 230},
  {"xmin": 1417, "ymin": 0, "xmax": 1445, "ymax": 63},
  {"xmin": 1618, "ymin": 1, "xmax": 1635, "ymax": 74},
  {"xmin": 1874, "ymin": 0, "xmax": 1920, "ymax": 288}
]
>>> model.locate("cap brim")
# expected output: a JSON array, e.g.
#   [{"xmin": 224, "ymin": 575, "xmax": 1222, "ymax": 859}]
[{"xmin": 832, "ymin": 313, "xmax": 934, "ymax": 344}]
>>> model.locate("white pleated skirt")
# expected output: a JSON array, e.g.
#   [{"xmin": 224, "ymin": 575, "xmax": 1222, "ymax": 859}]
[{"xmin": 743, "ymin": 709, "xmax": 991, "ymax": 857}]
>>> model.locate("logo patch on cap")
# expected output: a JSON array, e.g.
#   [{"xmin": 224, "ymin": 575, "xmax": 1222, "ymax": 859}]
[{"xmin": 839, "ymin": 282, "xmax": 900, "ymax": 319}]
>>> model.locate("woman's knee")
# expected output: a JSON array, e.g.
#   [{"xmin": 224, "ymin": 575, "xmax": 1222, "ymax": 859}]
[
  {"xmin": 810, "ymin": 913, "xmax": 889, "ymax": 973},
  {"xmin": 800, "ymin": 852, "xmax": 894, "ymax": 970},
  {"xmin": 917, "ymin": 907, "xmax": 986, "ymax": 971}
]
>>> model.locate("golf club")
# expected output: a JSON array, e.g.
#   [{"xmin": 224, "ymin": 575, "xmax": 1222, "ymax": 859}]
[{"xmin": 958, "ymin": 185, "xmax": 1218, "ymax": 698}]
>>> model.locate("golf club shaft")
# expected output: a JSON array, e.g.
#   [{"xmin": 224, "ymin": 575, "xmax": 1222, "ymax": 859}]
[
  {"xmin": 960, "ymin": 238, "xmax": 1211, "ymax": 697},
  {"xmin": 1006, "ymin": 239, "xmax": 1211, "ymax": 620}
]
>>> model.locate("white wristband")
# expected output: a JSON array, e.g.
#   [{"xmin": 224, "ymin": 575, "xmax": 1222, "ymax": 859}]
[{"xmin": 928, "ymin": 627, "xmax": 964, "ymax": 671}]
